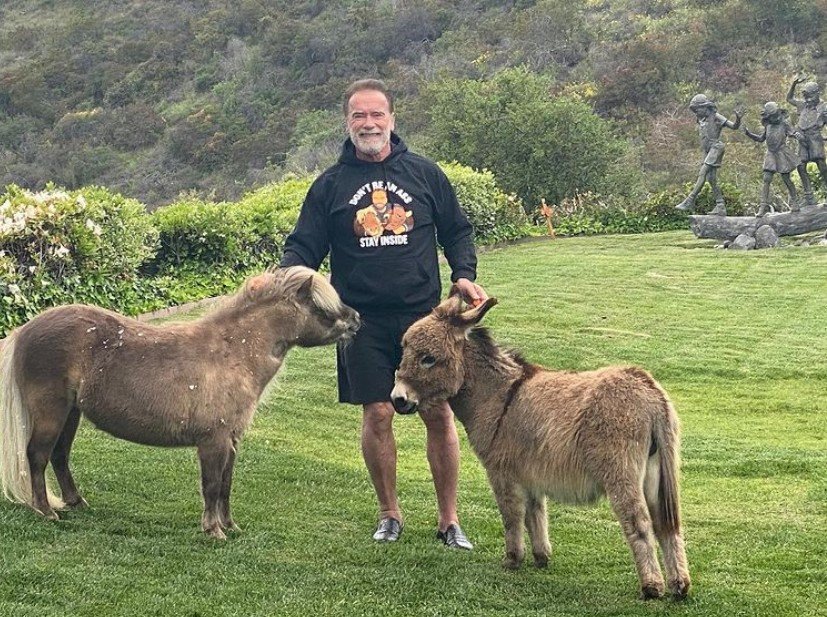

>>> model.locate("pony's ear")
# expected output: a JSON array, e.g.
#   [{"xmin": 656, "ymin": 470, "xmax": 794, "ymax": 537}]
[
  {"xmin": 295, "ymin": 274, "xmax": 315, "ymax": 300},
  {"xmin": 246, "ymin": 274, "xmax": 270, "ymax": 297},
  {"xmin": 454, "ymin": 297, "xmax": 498, "ymax": 328}
]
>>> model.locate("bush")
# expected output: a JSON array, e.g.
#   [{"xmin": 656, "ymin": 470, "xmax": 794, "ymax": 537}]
[
  {"xmin": 0, "ymin": 184, "xmax": 157, "ymax": 334},
  {"xmin": 439, "ymin": 162, "xmax": 530, "ymax": 243},
  {"xmin": 144, "ymin": 177, "xmax": 310, "ymax": 301},
  {"xmin": 549, "ymin": 182, "xmax": 746, "ymax": 237},
  {"xmin": 421, "ymin": 68, "xmax": 636, "ymax": 208},
  {"xmin": 1, "ymin": 168, "xmax": 528, "ymax": 335}
]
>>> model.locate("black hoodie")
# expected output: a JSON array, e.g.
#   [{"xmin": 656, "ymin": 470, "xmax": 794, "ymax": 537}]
[{"xmin": 280, "ymin": 133, "xmax": 477, "ymax": 315}]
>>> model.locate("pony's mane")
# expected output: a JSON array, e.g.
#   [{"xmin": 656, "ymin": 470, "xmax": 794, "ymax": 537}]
[
  {"xmin": 207, "ymin": 266, "xmax": 342, "ymax": 319},
  {"xmin": 468, "ymin": 326, "xmax": 531, "ymax": 369}
]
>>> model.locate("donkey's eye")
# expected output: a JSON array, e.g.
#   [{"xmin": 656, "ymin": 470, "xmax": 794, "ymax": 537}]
[{"xmin": 420, "ymin": 354, "xmax": 436, "ymax": 368}]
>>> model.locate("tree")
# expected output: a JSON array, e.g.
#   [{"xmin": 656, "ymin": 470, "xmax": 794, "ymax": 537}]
[{"xmin": 421, "ymin": 68, "xmax": 633, "ymax": 208}]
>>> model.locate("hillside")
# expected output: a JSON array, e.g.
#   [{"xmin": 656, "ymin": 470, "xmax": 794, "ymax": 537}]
[{"xmin": 1, "ymin": 0, "xmax": 825, "ymax": 207}]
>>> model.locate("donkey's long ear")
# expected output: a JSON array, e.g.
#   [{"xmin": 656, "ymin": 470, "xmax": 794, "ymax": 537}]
[
  {"xmin": 433, "ymin": 295, "xmax": 463, "ymax": 320},
  {"xmin": 454, "ymin": 297, "xmax": 498, "ymax": 327}
]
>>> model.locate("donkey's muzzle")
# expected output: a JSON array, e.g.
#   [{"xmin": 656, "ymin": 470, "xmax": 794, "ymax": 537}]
[{"xmin": 392, "ymin": 396, "xmax": 418, "ymax": 415}]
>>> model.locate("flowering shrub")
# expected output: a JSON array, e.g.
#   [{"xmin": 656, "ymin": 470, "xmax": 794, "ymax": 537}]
[
  {"xmin": 1, "ymin": 170, "xmax": 529, "ymax": 335},
  {"xmin": 0, "ymin": 184, "xmax": 157, "ymax": 334},
  {"xmin": 439, "ymin": 162, "xmax": 529, "ymax": 243}
]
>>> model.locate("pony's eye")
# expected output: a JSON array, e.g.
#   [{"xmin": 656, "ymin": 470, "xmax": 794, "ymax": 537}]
[{"xmin": 420, "ymin": 354, "xmax": 436, "ymax": 368}]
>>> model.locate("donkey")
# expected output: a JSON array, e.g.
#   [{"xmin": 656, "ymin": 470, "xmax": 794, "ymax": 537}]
[
  {"xmin": 0, "ymin": 266, "xmax": 359, "ymax": 539},
  {"xmin": 391, "ymin": 297, "xmax": 690, "ymax": 599}
]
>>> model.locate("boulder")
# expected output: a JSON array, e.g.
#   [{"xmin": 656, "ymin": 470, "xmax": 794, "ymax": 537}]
[
  {"xmin": 729, "ymin": 233, "xmax": 756, "ymax": 250},
  {"xmin": 754, "ymin": 225, "xmax": 779, "ymax": 249}
]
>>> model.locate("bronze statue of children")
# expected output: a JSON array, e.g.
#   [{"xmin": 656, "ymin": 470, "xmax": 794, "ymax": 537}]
[
  {"xmin": 743, "ymin": 102, "xmax": 801, "ymax": 216},
  {"xmin": 676, "ymin": 94, "xmax": 741, "ymax": 216},
  {"xmin": 787, "ymin": 77, "xmax": 827, "ymax": 205}
]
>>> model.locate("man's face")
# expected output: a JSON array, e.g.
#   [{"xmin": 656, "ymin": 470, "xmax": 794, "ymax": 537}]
[{"xmin": 347, "ymin": 89, "xmax": 395, "ymax": 159}]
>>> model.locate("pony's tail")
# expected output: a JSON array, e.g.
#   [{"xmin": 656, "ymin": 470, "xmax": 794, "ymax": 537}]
[{"xmin": 0, "ymin": 332, "xmax": 64, "ymax": 509}]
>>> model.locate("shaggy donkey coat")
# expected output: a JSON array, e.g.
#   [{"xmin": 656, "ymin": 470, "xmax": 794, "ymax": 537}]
[
  {"xmin": 0, "ymin": 266, "xmax": 359, "ymax": 538},
  {"xmin": 391, "ymin": 297, "xmax": 690, "ymax": 599}
]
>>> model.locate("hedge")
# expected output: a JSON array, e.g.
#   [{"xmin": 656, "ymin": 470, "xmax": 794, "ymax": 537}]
[{"xmin": 0, "ymin": 164, "xmax": 531, "ymax": 335}]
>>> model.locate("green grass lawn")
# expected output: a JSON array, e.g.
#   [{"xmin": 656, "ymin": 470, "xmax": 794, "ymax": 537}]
[{"xmin": 1, "ymin": 231, "xmax": 825, "ymax": 616}]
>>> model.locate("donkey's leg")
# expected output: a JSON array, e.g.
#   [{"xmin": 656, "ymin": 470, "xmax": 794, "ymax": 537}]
[
  {"xmin": 50, "ymin": 405, "xmax": 87, "ymax": 508},
  {"xmin": 217, "ymin": 436, "xmax": 240, "ymax": 532},
  {"xmin": 652, "ymin": 522, "xmax": 689, "ymax": 599},
  {"xmin": 524, "ymin": 491, "xmax": 552, "ymax": 568},
  {"xmin": 197, "ymin": 438, "xmax": 232, "ymax": 539},
  {"xmin": 645, "ymin": 455, "xmax": 690, "ymax": 599},
  {"xmin": 607, "ymin": 484, "xmax": 665, "ymax": 599},
  {"xmin": 488, "ymin": 471, "xmax": 526, "ymax": 569}
]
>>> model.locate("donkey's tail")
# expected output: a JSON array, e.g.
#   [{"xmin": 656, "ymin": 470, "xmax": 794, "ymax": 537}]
[
  {"xmin": 646, "ymin": 394, "xmax": 682, "ymax": 535},
  {"xmin": 0, "ymin": 332, "xmax": 64, "ymax": 509}
]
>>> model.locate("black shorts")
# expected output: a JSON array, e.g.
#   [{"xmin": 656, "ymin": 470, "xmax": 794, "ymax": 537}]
[{"xmin": 337, "ymin": 312, "xmax": 426, "ymax": 405}]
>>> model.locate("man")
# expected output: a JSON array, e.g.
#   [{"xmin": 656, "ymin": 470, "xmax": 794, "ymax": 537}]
[
  {"xmin": 280, "ymin": 79, "xmax": 487, "ymax": 549},
  {"xmin": 787, "ymin": 77, "xmax": 827, "ymax": 206},
  {"xmin": 675, "ymin": 94, "xmax": 741, "ymax": 216}
]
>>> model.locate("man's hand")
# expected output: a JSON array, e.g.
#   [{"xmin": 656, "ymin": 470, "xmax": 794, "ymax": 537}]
[{"xmin": 453, "ymin": 278, "xmax": 488, "ymax": 307}]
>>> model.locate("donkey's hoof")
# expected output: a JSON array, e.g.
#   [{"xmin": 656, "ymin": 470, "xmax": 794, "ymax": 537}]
[
  {"xmin": 640, "ymin": 581, "xmax": 665, "ymax": 600},
  {"xmin": 503, "ymin": 553, "xmax": 523, "ymax": 570},
  {"xmin": 533, "ymin": 553, "xmax": 549, "ymax": 568},
  {"xmin": 222, "ymin": 520, "xmax": 241, "ymax": 533},
  {"xmin": 669, "ymin": 577, "xmax": 691, "ymax": 600},
  {"xmin": 204, "ymin": 526, "xmax": 227, "ymax": 540}
]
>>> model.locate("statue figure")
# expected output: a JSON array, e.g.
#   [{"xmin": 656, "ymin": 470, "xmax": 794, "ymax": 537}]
[
  {"xmin": 742, "ymin": 102, "xmax": 801, "ymax": 217},
  {"xmin": 676, "ymin": 94, "xmax": 741, "ymax": 216},
  {"xmin": 786, "ymin": 77, "xmax": 827, "ymax": 205}
]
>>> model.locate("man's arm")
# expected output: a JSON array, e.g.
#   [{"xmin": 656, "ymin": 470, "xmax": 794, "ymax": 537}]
[
  {"xmin": 432, "ymin": 167, "xmax": 488, "ymax": 305},
  {"xmin": 279, "ymin": 178, "xmax": 331, "ymax": 269}
]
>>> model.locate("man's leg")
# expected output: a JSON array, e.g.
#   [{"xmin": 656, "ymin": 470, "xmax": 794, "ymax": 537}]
[
  {"xmin": 362, "ymin": 401, "xmax": 402, "ymax": 523},
  {"xmin": 421, "ymin": 401, "xmax": 473, "ymax": 549}
]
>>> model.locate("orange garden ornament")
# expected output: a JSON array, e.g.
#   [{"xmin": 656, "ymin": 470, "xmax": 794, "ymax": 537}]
[{"xmin": 540, "ymin": 198, "xmax": 555, "ymax": 238}]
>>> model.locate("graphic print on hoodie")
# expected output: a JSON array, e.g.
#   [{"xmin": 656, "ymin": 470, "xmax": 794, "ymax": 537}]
[{"xmin": 353, "ymin": 187, "xmax": 414, "ymax": 241}]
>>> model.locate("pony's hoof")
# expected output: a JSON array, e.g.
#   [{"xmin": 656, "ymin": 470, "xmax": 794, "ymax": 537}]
[
  {"xmin": 640, "ymin": 581, "xmax": 665, "ymax": 600},
  {"xmin": 670, "ymin": 577, "xmax": 691, "ymax": 600},
  {"xmin": 33, "ymin": 507, "xmax": 60, "ymax": 521},
  {"xmin": 64, "ymin": 497, "xmax": 89, "ymax": 509}
]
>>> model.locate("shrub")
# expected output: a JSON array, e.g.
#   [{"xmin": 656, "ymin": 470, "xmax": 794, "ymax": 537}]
[
  {"xmin": 0, "ymin": 184, "xmax": 157, "ymax": 334},
  {"xmin": 439, "ymin": 162, "xmax": 530, "ymax": 244},
  {"xmin": 145, "ymin": 177, "xmax": 310, "ymax": 301},
  {"xmin": 421, "ymin": 68, "xmax": 636, "ymax": 209},
  {"xmin": 549, "ymin": 182, "xmax": 746, "ymax": 237}
]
